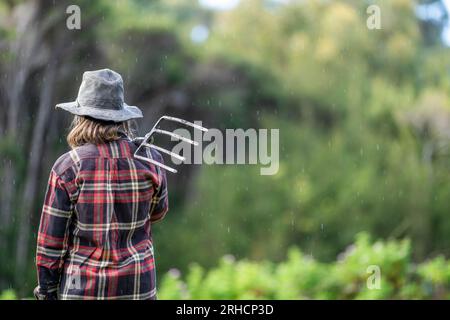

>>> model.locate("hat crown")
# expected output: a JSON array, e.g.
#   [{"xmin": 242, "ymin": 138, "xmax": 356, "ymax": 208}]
[
  {"xmin": 77, "ymin": 69, "xmax": 125, "ymax": 110},
  {"xmin": 55, "ymin": 68, "xmax": 143, "ymax": 122}
]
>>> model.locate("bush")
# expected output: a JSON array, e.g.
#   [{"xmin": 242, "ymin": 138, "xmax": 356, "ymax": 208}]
[
  {"xmin": 0, "ymin": 289, "xmax": 17, "ymax": 300},
  {"xmin": 158, "ymin": 233, "xmax": 450, "ymax": 300}
]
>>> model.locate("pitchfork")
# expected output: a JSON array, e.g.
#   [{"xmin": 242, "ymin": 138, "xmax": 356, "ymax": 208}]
[{"xmin": 134, "ymin": 115, "xmax": 208, "ymax": 173}]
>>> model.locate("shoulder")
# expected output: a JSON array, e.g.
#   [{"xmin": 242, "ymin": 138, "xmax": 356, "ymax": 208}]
[
  {"xmin": 150, "ymin": 148, "xmax": 164, "ymax": 163},
  {"xmin": 132, "ymin": 139, "xmax": 164, "ymax": 163},
  {"xmin": 52, "ymin": 144, "xmax": 99, "ymax": 176}
]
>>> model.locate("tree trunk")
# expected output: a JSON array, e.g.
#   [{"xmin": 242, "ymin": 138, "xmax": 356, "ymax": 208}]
[
  {"xmin": 0, "ymin": 0, "xmax": 40, "ymax": 262},
  {"xmin": 14, "ymin": 39, "xmax": 63, "ymax": 284}
]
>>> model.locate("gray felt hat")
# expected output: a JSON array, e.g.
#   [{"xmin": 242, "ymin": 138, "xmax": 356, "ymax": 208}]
[{"xmin": 56, "ymin": 69, "xmax": 143, "ymax": 122}]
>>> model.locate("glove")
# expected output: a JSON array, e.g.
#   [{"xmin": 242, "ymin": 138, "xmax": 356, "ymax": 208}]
[{"xmin": 33, "ymin": 286, "xmax": 58, "ymax": 300}]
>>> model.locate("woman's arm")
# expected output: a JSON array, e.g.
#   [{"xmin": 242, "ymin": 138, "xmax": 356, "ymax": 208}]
[
  {"xmin": 35, "ymin": 169, "xmax": 74, "ymax": 300},
  {"xmin": 149, "ymin": 154, "xmax": 169, "ymax": 224}
]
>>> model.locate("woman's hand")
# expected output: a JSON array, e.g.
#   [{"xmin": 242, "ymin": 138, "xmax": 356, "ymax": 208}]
[{"xmin": 33, "ymin": 286, "xmax": 58, "ymax": 300}]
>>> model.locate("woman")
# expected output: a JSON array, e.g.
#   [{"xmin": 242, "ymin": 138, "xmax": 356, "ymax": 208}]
[{"xmin": 34, "ymin": 69, "xmax": 168, "ymax": 300}]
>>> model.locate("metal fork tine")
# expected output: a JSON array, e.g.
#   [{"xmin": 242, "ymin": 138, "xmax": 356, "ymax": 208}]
[
  {"xmin": 143, "ymin": 143, "xmax": 185, "ymax": 162},
  {"xmin": 154, "ymin": 129, "xmax": 199, "ymax": 146},
  {"xmin": 134, "ymin": 154, "xmax": 178, "ymax": 173},
  {"xmin": 161, "ymin": 116, "xmax": 208, "ymax": 132},
  {"xmin": 134, "ymin": 115, "xmax": 208, "ymax": 174}
]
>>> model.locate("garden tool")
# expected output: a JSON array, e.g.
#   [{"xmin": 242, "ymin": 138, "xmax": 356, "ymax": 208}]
[{"xmin": 134, "ymin": 115, "xmax": 208, "ymax": 173}]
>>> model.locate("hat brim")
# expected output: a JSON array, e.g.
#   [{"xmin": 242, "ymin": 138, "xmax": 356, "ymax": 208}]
[{"xmin": 56, "ymin": 101, "xmax": 143, "ymax": 122}]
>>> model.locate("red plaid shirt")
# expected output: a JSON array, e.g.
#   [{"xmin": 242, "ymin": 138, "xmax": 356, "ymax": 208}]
[{"xmin": 36, "ymin": 137, "xmax": 168, "ymax": 300}]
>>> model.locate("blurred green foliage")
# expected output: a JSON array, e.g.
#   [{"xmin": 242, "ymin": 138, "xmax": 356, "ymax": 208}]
[
  {"xmin": 158, "ymin": 233, "xmax": 450, "ymax": 300},
  {"xmin": 1, "ymin": 0, "xmax": 450, "ymax": 298},
  {"xmin": 155, "ymin": 0, "xmax": 450, "ymax": 275},
  {"xmin": 0, "ymin": 289, "xmax": 17, "ymax": 300}
]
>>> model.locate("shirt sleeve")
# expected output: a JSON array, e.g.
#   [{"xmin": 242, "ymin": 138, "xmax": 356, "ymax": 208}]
[
  {"xmin": 149, "ymin": 158, "xmax": 169, "ymax": 224},
  {"xmin": 35, "ymin": 169, "xmax": 74, "ymax": 299}
]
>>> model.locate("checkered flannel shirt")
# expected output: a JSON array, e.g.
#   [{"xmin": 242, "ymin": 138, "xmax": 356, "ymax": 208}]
[{"xmin": 35, "ymin": 137, "xmax": 168, "ymax": 300}]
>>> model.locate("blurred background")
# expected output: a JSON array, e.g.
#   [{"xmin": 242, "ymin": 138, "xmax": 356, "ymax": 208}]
[{"xmin": 0, "ymin": 0, "xmax": 449, "ymax": 299}]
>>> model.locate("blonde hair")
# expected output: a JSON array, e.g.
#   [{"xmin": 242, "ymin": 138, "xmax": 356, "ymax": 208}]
[{"xmin": 67, "ymin": 116, "xmax": 135, "ymax": 148}]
